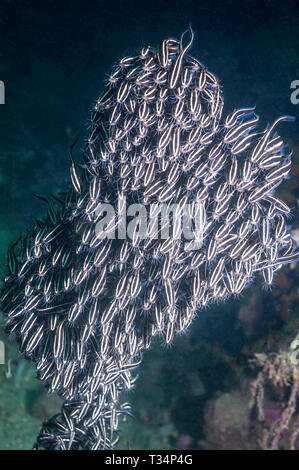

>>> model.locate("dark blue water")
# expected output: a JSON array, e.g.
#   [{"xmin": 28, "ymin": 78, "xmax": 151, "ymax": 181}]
[{"xmin": 0, "ymin": 0, "xmax": 298, "ymax": 450}]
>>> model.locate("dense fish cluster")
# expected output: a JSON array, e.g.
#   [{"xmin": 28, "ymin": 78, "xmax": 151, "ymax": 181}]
[{"xmin": 1, "ymin": 28, "xmax": 298, "ymax": 450}]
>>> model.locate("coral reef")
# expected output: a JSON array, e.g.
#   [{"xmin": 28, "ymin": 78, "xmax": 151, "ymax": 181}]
[
  {"xmin": 1, "ymin": 28, "xmax": 298, "ymax": 450},
  {"xmin": 249, "ymin": 349, "xmax": 299, "ymax": 450},
  {"xmin": 201, "ymin": 386, "xmax": 254, "ymax": 450}
]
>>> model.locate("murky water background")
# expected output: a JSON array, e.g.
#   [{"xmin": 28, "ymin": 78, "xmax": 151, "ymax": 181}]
[{"xmin": 0, "ymin": 0, "xmax": 299, "ymax": 450}]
